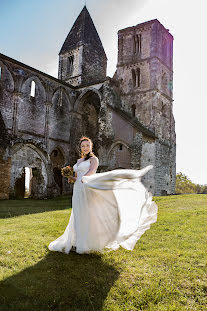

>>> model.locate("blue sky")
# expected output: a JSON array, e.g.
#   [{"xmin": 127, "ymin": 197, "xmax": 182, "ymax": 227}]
[{"xmin": 1, "ymin": 0, "xmax": 207, "ymax": 184}]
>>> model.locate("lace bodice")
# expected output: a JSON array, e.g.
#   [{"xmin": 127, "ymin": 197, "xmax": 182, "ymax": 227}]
[{"xmin": 73, "ymin": 159, "xmax": 91, "ymax": 182}]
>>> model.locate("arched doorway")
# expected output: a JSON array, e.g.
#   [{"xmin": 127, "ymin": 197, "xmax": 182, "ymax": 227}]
[
  {"xmin": 14, "ymin": 168, "xmax": 25, "ymax": 198},
  {"xmin": 72, "ymin": 89, "xmax": 101, "ymax": 162},
  {"xmin": 11, "ymin": 143, "xmax": 49, "ymax": 199},
  {"xmin": 107, "ymin": 142, "xmax": 131, "ymax": 170}
]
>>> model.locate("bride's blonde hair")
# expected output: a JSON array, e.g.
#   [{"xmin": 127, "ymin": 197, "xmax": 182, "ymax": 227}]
[{"xmin": 80, "ymin": 136, "xmax": 95, "ymax": 160}]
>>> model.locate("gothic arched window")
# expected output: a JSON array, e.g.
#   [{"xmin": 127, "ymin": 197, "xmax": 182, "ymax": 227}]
[
  {"xmin": 53, "ymin": 150, "xmax": 58, "ymax": 157},
  {"xmin": 58, "ymin": 88, "xmax": 63, "ymax": 107},
  {"xmin": 133, "ymin": 34, "xmax": 142, "ymax": 54},
  {"xmin": 133, "ymin": 36, "xmax": 136, "ymax": 54},
  {"xmin": 67, "ymin": 55, "xmax": 74, "ymax": 76},
  {"xmin": 131, "ymin": 104, "xmax": 136, "ymax": 117},
  {"xmin": 137, "ymin": 34, "xmax": 141, "ymax": 54},
  {"xmin": 132, "ymin": 68, "xmax": 141, "ymax": 88},
  {"xmin": 137, "ymin": 68, "xmax": 140, "ymax": 87},
  {"xmin": 30, "ymin": 81, "xmax": 35, "ymax": 97},
  {"xmin": 132, "ymin": 69, "xmax": 136, "ymax": 87}
]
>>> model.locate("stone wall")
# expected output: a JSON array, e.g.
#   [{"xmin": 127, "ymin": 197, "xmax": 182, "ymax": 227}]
[
  {"xmin": 154, "ymin": 140, "xmax": 176, "ymax": 195},
  {"xmin": 0, "ymin": 54, "xmax": 76, "ymax": 198},
  {"xmin": 59, "ymin": 46, "xmax": 83, "ymax": 86},
  {"xmin": 140, "ymin": 136, "xmax": 156, "ymax": 193},
  {"xmin": 0, "ymin": 148, "xmax": 11, "ymax": 199},
  {"xmin": 118, "ymin": 23, "xmax": 152, "ymax": 65}
]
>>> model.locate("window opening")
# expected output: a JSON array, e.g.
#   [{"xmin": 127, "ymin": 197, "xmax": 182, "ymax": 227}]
[
  {"xmin": 137, "ymin": 34, "xmax": 141, "ymax": 53},
  {"xmin": 53, "ymin": 150, "xmax": 58, "ymax": 157},
  {"xmin": 132, "ymin": 69, "xmax": 136, "ymax": 87},
  {"xmin": 137, "ymin": 68, "xmax": 140, "ymax": 87},
  {"xmin": 67, "ymin": 55, "xmax": 74, "ymax": 75},
  {"xmin": 24, "ymin": 167, "xmax": 32, "ymax": 198},
  {"xmin": 131, "ymin": 104, "xmax": 136, "ymax": 117},
  {"xmin": 30, "ymin": 81, "xmax": 35, "ymax": 97},
  {"xmin": 133, "ymin": 34, "xmax": 142, "ymax": 54}
]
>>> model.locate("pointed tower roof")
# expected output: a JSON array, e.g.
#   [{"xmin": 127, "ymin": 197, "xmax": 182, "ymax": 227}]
[{"xmin": 59, "ymin": 6, "xmax": 106, "ymax": 57}]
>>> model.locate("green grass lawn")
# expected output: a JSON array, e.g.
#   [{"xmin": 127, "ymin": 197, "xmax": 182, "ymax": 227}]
[{"xmin": 0, "ymin": 194, "xmax": 206, "ymax": 311}]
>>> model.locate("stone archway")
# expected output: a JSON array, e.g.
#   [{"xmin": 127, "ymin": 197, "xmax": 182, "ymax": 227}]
[
  {"xmin": 82, "ymin": 101, "xmax": 99, "ymax": 155},
  {"xmin": 71, "ymin": 89, "xmax": 101, "ymax": 163},
  {"xmin": 10, "ymin": 143, "xmax": 49, "ymax": 199},
  {"xmin": 107, "ymin": 141, "xmax": 131, "ymax": 170}
]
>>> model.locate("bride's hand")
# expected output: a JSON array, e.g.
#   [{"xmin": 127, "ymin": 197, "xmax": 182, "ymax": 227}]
[{"xmin": 68, "ymin": 177, "xmax": 76, "ymax": 183}]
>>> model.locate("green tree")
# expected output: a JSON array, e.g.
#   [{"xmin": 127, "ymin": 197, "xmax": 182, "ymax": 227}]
[
  {"xmin": 201, "ymin": 185, "xmax": 207, "ymax": 194},
  {"xmin": 176, "ymin": 173, "xmax": 207, "ymax": 194},
  {"xmin": 176, "ymin": 172, "xmax": 196, "ymax": 194}
]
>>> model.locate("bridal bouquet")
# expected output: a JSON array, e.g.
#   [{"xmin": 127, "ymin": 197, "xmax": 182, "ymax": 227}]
[{"xmin": 61, "ymin": 165, "xmax": 74, "ymax": 183}]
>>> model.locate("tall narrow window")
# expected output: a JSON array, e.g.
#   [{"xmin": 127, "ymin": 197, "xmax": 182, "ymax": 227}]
[
  {"xmin": 58, "ymin": 88, "xmax": 63, "ymax": 107},
  {"xmin": 30, "ymin": 81, "xmax": 35, "ymax": 97},
  {"xmin": 131, "ymin": 104, "xmax": 136, "ymax": 117},
  {"xmin": 162, "ymin": 38, "xmax": 167, "ymax": 59},
  {"xmin": 133, "ymin": 35, "xmax": 136, "ymax": 54},
  {"xmin": 136, "ymin": 35, "xmax": 139, "ymax": 54},
  {"xmin": 0, "ymin": 67, "xmax": 2, "ymax": 80},
  {"xmin": 133, "ymin": 34, "xmax": 142, "ymax": 54},
  {"xmin": 67, "ymin": 55, "xmax": 74, "ymax": 76},
  {"xmin": 137, "ymin": 68, "xmax": 140, "ymax": 87},
  {"xmin": 53, "ymin": 150, "xmax": 58, "ymax": 157},
  {"xmin": 59, "ymin": 59, "xmax": 63, "ymax": 80},
  {"xmin": 24, "ymin": 167, "xmax": 32, "ymax": 199},
  {"xmin": 138, "ymin": 34, "xmax": 141, "ymax": 53},
  {"xmin": 132, "ymin": 69, "xmax": 136, "ymax": 87}
]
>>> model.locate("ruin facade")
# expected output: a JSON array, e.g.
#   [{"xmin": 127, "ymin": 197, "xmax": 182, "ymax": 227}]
[{"xmin": 0, "ymin": 6, "xmax": 176, "ymax": 199}]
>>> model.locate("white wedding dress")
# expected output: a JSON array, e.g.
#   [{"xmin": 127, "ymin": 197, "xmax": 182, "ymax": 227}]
[{"xmin": 48, "ymin": 158, "xmax": 158, "ymax": 254}]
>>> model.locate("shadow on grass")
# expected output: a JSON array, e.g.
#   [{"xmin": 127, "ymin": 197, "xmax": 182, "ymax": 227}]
[
  {"xmin": 0, "ymin": 251, "xmax": 120, "ymax": 311},
  {"xmin": 0, "ymin": 196, "xmax": 72, "ymax": 219}
]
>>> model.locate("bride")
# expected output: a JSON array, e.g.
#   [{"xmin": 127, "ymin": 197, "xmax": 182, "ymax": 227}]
[{"xmin": 48, "ymin": 136, "xmax": 158, "ymax": 254}]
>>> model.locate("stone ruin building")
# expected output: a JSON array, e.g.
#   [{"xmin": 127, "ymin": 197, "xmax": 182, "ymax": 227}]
[{"xmin": 0, "ymin": 6, "xmax": 176, "ymax": 199}]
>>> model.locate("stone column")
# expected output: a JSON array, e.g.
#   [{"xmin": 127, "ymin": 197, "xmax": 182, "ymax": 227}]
[
  {"xmin": 44, "ymin": 101, "xmax": 51, "ymax": 149},
  {"xmin": 130, "ymin": 132, "xmax": 143, "ymax": 169},
  {"xmin": 12, "ymin": 91, "xmax": 22, "ymax": 135}
]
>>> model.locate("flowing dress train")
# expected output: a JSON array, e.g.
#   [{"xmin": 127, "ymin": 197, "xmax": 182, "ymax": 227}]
[{"xmin": 48, "ymin": 158, "xmax": 158, "ymax": 254}]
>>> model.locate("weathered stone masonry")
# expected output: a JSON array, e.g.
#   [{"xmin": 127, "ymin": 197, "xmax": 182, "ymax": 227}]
[{"xmin": 0, "ymin": 6, "xmax": 176, "ymax": 199}]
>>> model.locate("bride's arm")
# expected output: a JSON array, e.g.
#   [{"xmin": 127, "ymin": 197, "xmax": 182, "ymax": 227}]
[
  {"xmin": 68, "ymin": 172, "xmax": 77, "ymax": 183},
  {"xmin": 84, "ymin": 157, "xmax": 99, "ymax": 177}
]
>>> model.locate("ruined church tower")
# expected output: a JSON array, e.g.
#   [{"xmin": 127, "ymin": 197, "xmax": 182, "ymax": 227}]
[
  {"xmin": 115, "ymin": 19, "xmax": 175, "ymax": 143},
  {"xmin": 58, "ymin": 6, "xmax": 107, "ymax": 87},
  {"xmin": 114, "ymin": 19, "xmax": 176, "ymax": 195}
]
